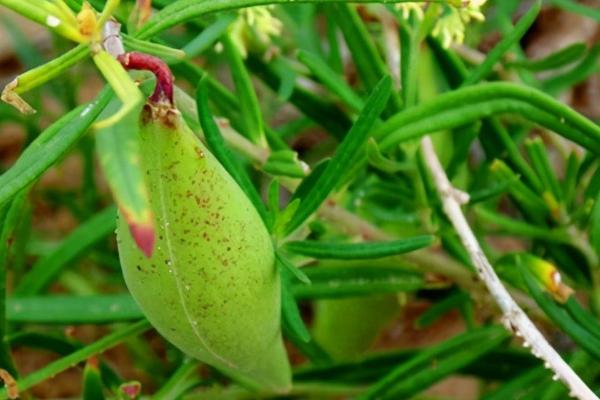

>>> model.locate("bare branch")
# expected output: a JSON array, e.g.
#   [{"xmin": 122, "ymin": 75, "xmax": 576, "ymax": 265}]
[{"xmin": 420, "ymin": 135, "xmax": 598, "ymax": 400}]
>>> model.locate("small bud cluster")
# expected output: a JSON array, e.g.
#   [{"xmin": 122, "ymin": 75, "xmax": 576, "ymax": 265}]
[
  {"xmin": 229, "ymin": 6, "xmax": 283, "ymax": 58},
  {"xmin": 396, "ymin": 0, "xmax": 488, "ymax": 48}
]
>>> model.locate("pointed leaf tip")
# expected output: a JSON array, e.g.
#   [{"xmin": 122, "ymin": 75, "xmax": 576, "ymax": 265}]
[{"xmin": 129, "ymin": 222, "xmax": 155, "ymax": 258}]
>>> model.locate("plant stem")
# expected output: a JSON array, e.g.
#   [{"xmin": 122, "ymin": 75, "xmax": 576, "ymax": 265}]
[
  {"xmin": 420, "ymin": 135, "xmax": 598, "ymax": 400},
  {"xmin": 118, "ymin": 52, "xmax": 174, "ymax": 104}
]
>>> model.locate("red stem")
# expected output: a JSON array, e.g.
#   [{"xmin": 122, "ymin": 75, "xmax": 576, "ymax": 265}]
[{"xmin": 117, "ymin": 52, "xmax": 174, "ymax": 104}]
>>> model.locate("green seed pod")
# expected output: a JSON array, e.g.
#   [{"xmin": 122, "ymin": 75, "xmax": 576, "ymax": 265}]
[
  {"xmin": 116, "ymin": 103, "xmax": 291, "ymax": 392},
  {"xmin": 312, "ymin": 262, "xmax": 401, "ymax": 361}
]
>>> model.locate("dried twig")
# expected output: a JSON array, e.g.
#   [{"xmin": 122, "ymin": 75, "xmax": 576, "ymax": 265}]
[{"xmin": 420, "ymin": 135, "xmax": 598, "ymax": 400}]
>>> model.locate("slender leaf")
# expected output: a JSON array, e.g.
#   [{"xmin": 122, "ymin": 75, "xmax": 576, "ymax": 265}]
[
  {"xmin": 546, "ymin": 0, "xmax": 600, "ymax": 21},
  {"xmin": 332, "ymin": 4, "xmax": 401, "ymax": 114},
  {"xmin": 14, "ymin": 207, "xmax": 117, "ymax": 296},
  {"xmin": 0, "ymin": 88, "xmax": 111, "ymax": 208},
  {"xmin": 357, "ymin": 326, "xmax": 508, "ymax": 399},
  {"xmin": 285, "ymin": 76, "xmax": 392, "ymax": 234},
  {"xmin": 542, "ymin": 43, "xmax": 600, "ymax": 95},
  {"xmin": 279, "ymin": 264, "xmax": 311, "ymax": 343},
  {"xmin": 285, "ymin": 235, "xmax": 434, "ymax": 260},
  {"xmin": 7, "ymin": 294, "xmax": 142, "ymax": 324},
  {"xmin": 297, "ymin": 50, "xmax": 364, "ymax": 112},
  {"xmin": 462, "ymin": 0, "xmax": 541, "ymax": 86},
  {"xmin": 522, "ymin": 270, "xmax": 600, "ymax": 361},
  {"xmin": 276, "ymin": 252, "xmax": 311, "ymax": 284},
  {"xmin": 374, "ymin": 82, "xmax": 600, "ymax": 153},
  {"xmin": 96, "ymin": 99, "xmax": 154, "ymax": 257},
  {"xmin": 222, "ymin": 34, "xmax": 266, "ymax": 145},
  {"xmin": 83, "ymin": 358, "xmax": 105, "ymax": 400},
  {"xmin": 152, "ymin": 359, "xmax": 200, "ymax": 400},
  {"xmin": 0, "ymin": 321, "xmax": 151, "ymax": 400},
  {"xmin": 293, "ymin": 266, "xmax": 423, "ymax": 299},
  {"xmin": 195, "ymin": 78, "xmax": 268, "ymax": 224},
  {"xmin": 183, "ymin": 14, "xmax": 236, "ymax": 57},
  {"xmin": 509, "ymin": 43, "xmax": 587, "ymax": 72}
]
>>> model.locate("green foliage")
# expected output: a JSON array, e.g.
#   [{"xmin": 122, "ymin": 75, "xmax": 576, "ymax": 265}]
[{"xmin": 1, "ymin": 0, "xmax": 600, "ymax": 399}]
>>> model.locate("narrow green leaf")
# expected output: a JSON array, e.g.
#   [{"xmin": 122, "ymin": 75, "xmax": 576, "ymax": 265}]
[
  {"xmin": 269, "ymin": 56, "xmax": 298, "ymax": 102},
  {"xmin": 152, "ymin": 359, "xmax": 199, "ymax": 400},
  {"xmin": 222, "ymin": 34, "xmax": 266, "ymax": 145},
  {"xmin": 290, "ymin": 159, "xmax": 329, "ymax": 204},
  {"xmin": 374, "ymin": 82, "xmax": 600, "ymax": 153},
  {"xmin": 263, "ymin": 150, "xmax": 308, "ymax": 178},
  {"xmin": 0, "ymin": 88, "xmax": 111, "ymax": 208},
  {"xmin": 279, "ymin": 264, "xmax": 311, "ymax": 343},
  {"xmin": 2, "ymin": 44, "xmax": 88, "ymax": 115},
  {"xmin": 563, "ymin": 152, "xmax": 581, "ymax": 207},
  {"xmin": 183, "ymin": 14, "xmax": 236, "ymax": 58},
  {"xmin": 546, "ymin": 0, "xmax": 600, "ymax": 21},
  {"xmin": 14, "ymin": 206, "xmax": 117, "ymax": 297},
  {"xmin": 7, "ymin": 294, "xmax": 142, "ymax": 324},
  {"xmin": 524, "ymin": 137, "xmax": 563, "ymax": 200},
  {"xmin": 123, "ymin": 34, "xmax": 186, "ymax": 62},
  {"xmin": 462, "ymin": 0, "xmax": 541, "ymax": 86},
  {"xmin": 366, "ymin": 139, "xmax": 412, "ymax": 173},
  {"xmin": 399, "ymin": 18, "xmax": 419, "ymax": 108},
  {"xmin": 293, "ymin": 266, "xmax": 423, "ymax": 299},
  {"xmin": 282, "ymin": 324, "xmax": 332, "ymax": 366},
  {"xmin": 415, "ymin": 291, "xmax": 470, "ymax": 329},
  {"xmin": 195, "ymin": 78, "xmax": 268, "ymax": 224},
  {"xmin": 92, "ymin": 51, "xmax": 145, "ymax": 129},
  {"xmin": 246, "ymin": 54, "xmax": 352, "ymax": 140},
  {"xmin": 482, "ymin": 366, "xmax": 548, "ymax": 400},
  {"xmin": 591, "ymin": 192, "xmax": 600, "ymax": 258},
  {"xmin": 83, "ymin": 358, "xmax": 105, "ymax": 400},
  {"xmin": 563, "ymin": 297, "xmax": 600, "ymax": 342},
  {"xmin": 285, "ymin": 76, "xmax": 392, "ymax": 234},
  {"xmin": 542, "ymin": 43, "xmax": 600, "ymax": 95},
  {"xmin": 474, "ymin": 207, "xmax": 569, "ymax": 243},
  {"xmin": 285, "ymin": 235, "xmax": 434, "ymax": 260},
  {"xmin": 509, "ymin": 43, "xmax": 587, "ymax": 72},
  {"xmin": 276, "ymin": 252, "xmax": 311, "ymax": 284},
  {"xmin": 357, "ymin": 326, "xmax": 508, "ymax": 399},
  {"xmin": 295, "ymin": 348, "xmax": 536, "ymax": 384},
  {"xmin": 487, "ymin": 118, "xmax": 543, "ymax": 192},
  {"xmin": 0, "ymin": 0, "xmax": 83, "ymax": 42},
  {"xmin": 468, "ymin": 174, "xmax": 519, "ymax": 203},
  {"xmin": 333, "ymin": 4, "xmax": 401, "ymax": 114},
  {"xmin": 297, "ymin": 50, "xmax": 364, "ymax": 112},
  {"xmin": 0, "ymin": 320, "xmax": 151, "ymax": 400},
  {"xmin": 380, "ymin": 333, "xmax": 507, "ymax": 399},
  {"xmin": 96, "ymin": 99, "xmax": 154, "ymax": 257},
  {"xmin": 489, "ymin": 160, "xmax": 549, "ymax": 223},
  {"xmin": 522, "ymin": 270, "xmax": 600, "ymax": 361}
]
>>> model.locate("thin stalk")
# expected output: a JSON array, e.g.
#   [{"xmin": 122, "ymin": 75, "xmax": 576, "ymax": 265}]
[{"xmin": 420, "ymin": 136, "xmax": 598, "ymax": 400}]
